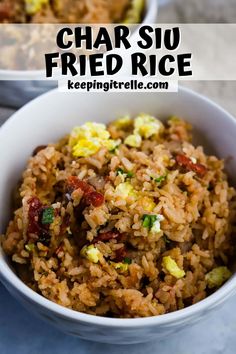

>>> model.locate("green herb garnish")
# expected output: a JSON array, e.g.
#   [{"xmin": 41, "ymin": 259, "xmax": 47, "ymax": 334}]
[
  {"xmin": 142, "ymin": 214, "xmax": 157, "ymax": 229},
  {"xmin": 116, "ymin": 168, "xmax": 134, "ymax": 178},
  {"xmin": 25, "ymin": 243, "xmax": 35, "ymax": 252},
  {"xmin": 117, "ymin": 168, "xmax": 125, "ymax": 175},
  {"xmin": 127, "ymin": 171, "xmax": 134, "ymax": 178},
  {"xmin": 123, "ymin": 257, "xmax": 132, "ymax": 264},
  {"xmin": 41, "ymin": 207, "xmax": 54, "ymax": 225},
  {"xmin": 110, "ymin": 146, "xmax": 118, "ymax": 153},
  {"xmin": 154, "ymin": 175, "xmax": 166, "ymax": 183},
  {"xmin": 151, "ymin": 174, "xmax": 167, "ymax": 184}
]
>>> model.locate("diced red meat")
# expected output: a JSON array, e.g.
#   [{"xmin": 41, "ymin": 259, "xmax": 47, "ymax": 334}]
[
  {"xmin": 175, "ymin": 154, "xmax": 207, "ymax": 178},
  {"xmin": 67, "ymin": 176, "xmax": 94, "ymax": 195},
  {"xmin": 27, "ymin": 197, "xmax": 51, "ymax": 245},
  {"xmin": 114, "ymin": 246, "xmax": 127, "ymax": 262},
  {"xmin": 27, "ymin": 197, "xmax": 43, "ymax": 235},
  {"xmin": 191, "ymin": 162, "xmax": 208, "ymax": 177},
  {"xmin": 93, "ymin": 230, "xmax": 122, "ymax": 244},
  {"xmin": 0, "ymin": 3, "xmax": 11, "ymax": 21},
  {"xmin": 85, "ymin": 191, "xmax": 104, "ymax": 207},
  {"xmin": 66, "ymin": 176, "xmax": 104, "ymax": 207}
]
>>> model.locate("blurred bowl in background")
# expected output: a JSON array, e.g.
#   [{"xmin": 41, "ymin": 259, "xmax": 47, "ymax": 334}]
[{"xmin": 0, "ymin": 0, "xmax": 158, "ymax": 108}]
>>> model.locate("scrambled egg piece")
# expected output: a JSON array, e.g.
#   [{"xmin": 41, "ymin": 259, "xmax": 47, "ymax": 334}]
[
  {"xmin": 80, "ymin": 245, "xmax": 101, "ymax": 263},
  {"xmin": 69, "ymin": 122, "xmax": 109, "ymax": 142},
  {"xmin": 134, "ymin": 114, "xmax": 164, "ymax": 139},
  {"xmin": 162, "ymin": 256, "xmax": 185, "ymax": 279},
  {"xmin": 24, "ymin": 0, "xmax": 49, "ymax": 15},
  {"xmin": 139, "ymin": 196, "xmax": 156, "ymax": 212},
  {"xmin": 113, "ymin": 116, "xmax": 132, "ymax": 129},
  {"xmin": 124, "ymin": 134, "xmax": 142, "ymax": 147},
  {"xmin": 124, "ymin": 114, "xmax": 163, "ymax": 148},
  {"xmin": 124, "ymin": 0, "xmax": 145, "ymax": 24},
  {"xmin": 103, "ymin": 139, "xmax": 120, "ymax": 151},
  {"xmin": 69, "ymin": 122, "xmax": 119, "ymax": 157},
  {"xmin": 115, "ymin": 182, "xmax": 137, "ymax": 199},
  {"xmin": 151, "ymin": 214, "xmax": 164, "ymax": 233},
  {"xmin": 169, "ymin": 116, "xmax": 182, "ymax": 123},
  {"xmin": 111, "ymin": 262, "xmax": 129, "ymax": 272},
  {"xmin": 205, "ymin": 266, "xmax": 231, "ymax": 288},
  {"xmin": 72, "ymin": 139, "xmax": 100, "ymax": 157}
]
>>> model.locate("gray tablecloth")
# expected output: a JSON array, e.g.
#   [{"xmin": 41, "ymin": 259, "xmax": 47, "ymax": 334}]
[{"xmin": 0, "ymin": 281, "xmax": 235, "ymax": 354}]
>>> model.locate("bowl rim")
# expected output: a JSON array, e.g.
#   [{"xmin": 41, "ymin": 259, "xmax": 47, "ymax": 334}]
[
  {"xmin": 0, "ymin": 0, "xmax": 158, "ymax": 78},
  {"xmin": 0, "ymin": 85, "xmax": 236, "ymax": 327}
]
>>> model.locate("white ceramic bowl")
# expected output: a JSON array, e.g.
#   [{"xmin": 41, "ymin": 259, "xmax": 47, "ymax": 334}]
[
  {"xmin": 0, "ymin": 87, "xmax": 236, "ymax": 344},
  {"xmin": 0, "ymin": 0, "xmax": 158, "ymax": 108}
]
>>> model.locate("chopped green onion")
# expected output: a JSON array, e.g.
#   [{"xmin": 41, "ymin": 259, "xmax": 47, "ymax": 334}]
[
  {"xmin": 151, "ymin": 174, "xmax": 167, "ymax": 183},
  {"xmin": 127, "ymin": 171, "xmax": 134, "ymax": 178},
  {"xmin": 142, "ymin": 214, "xmax": 158, "ymax": 229},
  {"xmin": 154, "ymin": 175, "xmax": 166, "ymax": 183},
  {"xmin": 25, "ymin": 243, "xmax": 35, "ymax": 252},
  {"xmin": 41, "ymin": 207, "xmax": 54, "ymax": 225},
  {"xmin": 110, "ymin": 146, "xmax": 118, "ymax": 153},
  {"xmin": 123, "ymin": 257, "xmax": 132, "ymax": 264},
  {"xmin": 116, "ymin": 168, "xmax": 125, "ymax": 175},
  {"xmin": 116, "ymin": 168, "xmax": 134, "ymax": 178}
]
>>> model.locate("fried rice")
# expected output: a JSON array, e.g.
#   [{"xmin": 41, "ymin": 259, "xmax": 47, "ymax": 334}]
[
  {"xmin": 0, "ymin": 0, "xmax": 143, "ymax": 24},
  {"xmin": 2, "ymin": 114, "xmax": 236, "ymax": 318}
]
